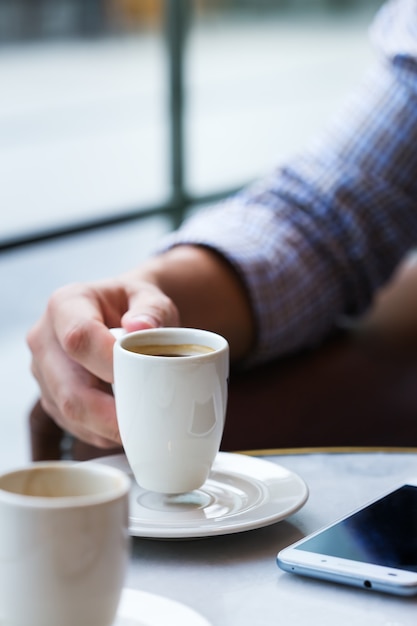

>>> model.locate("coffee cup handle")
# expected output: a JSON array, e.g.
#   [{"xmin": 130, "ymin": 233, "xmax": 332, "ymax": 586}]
[
  {"xmin": 109, "ymin": 327, "xmax": 126, "ymax": 340},
  {"xmin": 109, "ymin": 328, "xmax": 126, "ymax": 394}
]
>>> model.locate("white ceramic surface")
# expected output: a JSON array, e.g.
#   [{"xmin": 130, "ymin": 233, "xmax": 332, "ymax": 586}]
[
  {"xmin": 0, "ymin": 461, "xmax": 130, "ymax": 626},
  {"xmin": 114, "ymin": 588, "xmax": 211, "ymax": 626},
  {"xmin": 113, "ymin": 327, "xmax": 229, "ymax": 494},
  {"xmin": 92, "ymin": 452, "xmax": 309, "ymax": 539}
]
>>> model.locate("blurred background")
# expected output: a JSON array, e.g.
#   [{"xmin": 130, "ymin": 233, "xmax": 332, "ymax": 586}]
[{"xmin": 0, "ymin": 0, "xmax": 383, "ymax": 468}]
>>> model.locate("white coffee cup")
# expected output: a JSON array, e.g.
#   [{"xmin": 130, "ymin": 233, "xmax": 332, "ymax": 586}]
[
  {"xmin": 113, "ymin": 327, "xmax": 229, "ymax": 494},
  {"xmin": 0, "ymin": 461, "xmax": 130, "ymax": 626}
]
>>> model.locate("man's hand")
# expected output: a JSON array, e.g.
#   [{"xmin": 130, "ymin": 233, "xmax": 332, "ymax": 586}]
[{"xmin": 27, "ymin": 274, "xmax": 180, "ymax": 448}]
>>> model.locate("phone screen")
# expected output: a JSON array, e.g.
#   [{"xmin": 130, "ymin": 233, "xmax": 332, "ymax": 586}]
[{"xmin": 294, "ymin": 485, "xmax": 417, "ymax": 571}]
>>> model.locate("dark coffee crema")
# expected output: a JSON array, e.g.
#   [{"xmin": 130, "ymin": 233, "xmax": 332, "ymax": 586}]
[{"xmin": 125, "ymin": 343, "xmax": 215, "ymax": 357}]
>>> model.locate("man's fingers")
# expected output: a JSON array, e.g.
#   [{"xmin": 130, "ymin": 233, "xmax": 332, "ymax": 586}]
[
  {"xmin": 29, "ymin": 324, "xmax": 121, "ymax": 447},
  {"xmin": 122, "ymin": 284, "xmax": 180, "ymax": 331},
  {"xmin": 46, "ymin": 284, "xmax": 121, "ymax": 383}
]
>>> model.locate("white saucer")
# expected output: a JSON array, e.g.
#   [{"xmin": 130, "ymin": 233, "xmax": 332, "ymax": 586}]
[
  {"xmin": 92, "ymin": 452, "xmax": 308, "ymax": 539},
  {"xmin": 114, "ymin": 588, "xmax": 210, "ymax": 625}
]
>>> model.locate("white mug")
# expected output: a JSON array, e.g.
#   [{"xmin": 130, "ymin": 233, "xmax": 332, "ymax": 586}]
[
  {"xmin": 113, "ymin": 327, "xmax": 229, "ymax": 494},
  {"xmin": 0, "ymin": 461, "xmax": 130, "ymax": 626}
]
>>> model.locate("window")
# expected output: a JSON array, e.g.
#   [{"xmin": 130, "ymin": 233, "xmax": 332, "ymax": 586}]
[{"xmin": 0, "ymin": 0, "xmax": 382, "ymax": 249}]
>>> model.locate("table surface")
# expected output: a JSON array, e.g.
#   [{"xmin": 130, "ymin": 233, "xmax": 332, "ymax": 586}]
[{"xmin": 124, "ymin": 449, "xmax": 417, "ymax": 626}]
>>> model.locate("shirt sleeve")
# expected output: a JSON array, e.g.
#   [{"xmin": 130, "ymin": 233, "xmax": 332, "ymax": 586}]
[{"xmin": 158, "ymin": 0, "xmax": 417, "ymax": 365}]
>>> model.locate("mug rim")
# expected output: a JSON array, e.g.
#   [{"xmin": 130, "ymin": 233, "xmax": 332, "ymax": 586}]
[
  {"xmin": 0, "ymin": 460, "xmax": 131, "ymax": 508},
  {"xmin": 116, "ymin": 327, "xmax": 229, "ymax": 360}
]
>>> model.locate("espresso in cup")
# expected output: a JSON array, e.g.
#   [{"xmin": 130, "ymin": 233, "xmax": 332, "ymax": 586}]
[{"xmin": 125, "ymin": 343, "xmax": 215, "ymax": 357}]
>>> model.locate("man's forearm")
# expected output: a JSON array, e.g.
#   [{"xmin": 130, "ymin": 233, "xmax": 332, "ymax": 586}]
[{"xmin": 128, "ymin": 245, "xmax": 256, "ymax": 362}]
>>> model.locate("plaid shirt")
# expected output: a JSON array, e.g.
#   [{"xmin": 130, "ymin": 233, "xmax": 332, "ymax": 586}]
[{"xmin": 161, "ymin": 0, "xmax": 417, "ymax": 364}]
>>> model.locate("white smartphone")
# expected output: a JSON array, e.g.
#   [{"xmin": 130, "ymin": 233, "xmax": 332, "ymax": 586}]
[{"xmin": 277, "ymin": 480, "xmax": 417, "ymax": 596}]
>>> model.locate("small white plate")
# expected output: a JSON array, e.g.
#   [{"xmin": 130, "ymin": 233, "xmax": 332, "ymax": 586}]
[
  {"xmin": 114, "ymin": 588, "xmax": 210, "ymax": 625},
  {"xmin": 92, "ymin": 452, "xmax": 308, "ymax": 539}
]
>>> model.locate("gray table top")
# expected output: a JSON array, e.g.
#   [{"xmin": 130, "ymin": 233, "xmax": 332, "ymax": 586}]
[{"xmin": 124, "ymin": 449, "xmax": 417, "ymax": 625}]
